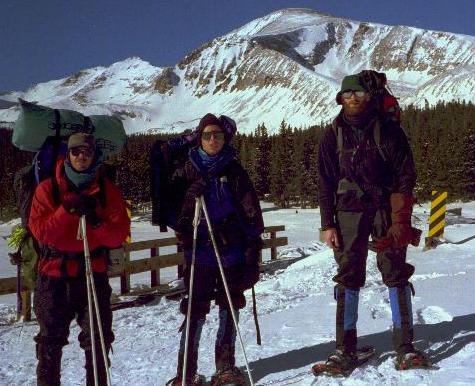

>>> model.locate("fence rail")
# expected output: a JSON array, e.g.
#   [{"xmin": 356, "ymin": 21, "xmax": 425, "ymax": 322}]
[{"xmin": 0, "ymin": 225, "xmax": 287, "ymax": 297}]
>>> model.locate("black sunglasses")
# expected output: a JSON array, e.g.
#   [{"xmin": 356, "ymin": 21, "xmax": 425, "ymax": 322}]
[
  {"xmin": 341, "ymin": 90, "xmax": 367, "ymax": 100},
  {"xmin": 69, "ymin": 147, "xmax": 94, "ymax": 157},
  {"xmin": 202, "ymin": 131, "xmax": 225, "ymax": 141}
]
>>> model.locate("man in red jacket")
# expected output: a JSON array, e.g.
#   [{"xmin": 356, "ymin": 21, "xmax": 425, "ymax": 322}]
[{"xmin": 29, "ymin": 133, "xmax": 130, "ymax": 386}]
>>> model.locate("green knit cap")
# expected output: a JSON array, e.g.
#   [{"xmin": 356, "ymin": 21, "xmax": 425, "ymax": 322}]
[{"xmin": 336, "ymin": 74, "xmax": 367, "ymax": 104}]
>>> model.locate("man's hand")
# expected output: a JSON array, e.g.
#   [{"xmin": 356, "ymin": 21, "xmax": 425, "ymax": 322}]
[{"xmin": 322, "ymin": 228, "xmax": 340, "ymax": 250}]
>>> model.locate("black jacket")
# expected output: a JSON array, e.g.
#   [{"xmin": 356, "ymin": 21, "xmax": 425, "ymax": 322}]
[
  {"xmin": 175, "ymin": 151, "xmax": 264, "ymax": 250},
  {"xmin": 317, "ymin": 112, "xmax": 416, "ymax": 229}
]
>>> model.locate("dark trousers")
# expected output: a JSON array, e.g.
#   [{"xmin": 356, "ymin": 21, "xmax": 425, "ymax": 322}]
[
  {"xmin": 34, "ymin": 274, "xmax": 114, "ymax": 386},
  {"xmin": 176, "ymin": 264, "xmax": 245, "ymax": 378},
  {"xmin": 333, "ymin": 208, "xmax": 415, "ymax": 354}
]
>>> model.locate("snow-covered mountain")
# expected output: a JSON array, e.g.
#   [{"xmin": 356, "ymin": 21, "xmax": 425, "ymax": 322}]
[{"xmin": 1, "ymin": 8, "xmax": 474, "ymax": 134}]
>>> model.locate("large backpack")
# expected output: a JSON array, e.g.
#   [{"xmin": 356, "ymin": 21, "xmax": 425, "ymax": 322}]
[
  {"xmin": 10, "ymin": 100, "xmax": 125, "ymax": 290},
  {"xmin": 9, "ymin": 135, "xmax": 66, "ymax": 291},
  {"xmin": 150, "ymin": 134, "xmax": 196, "ymax": 232}
]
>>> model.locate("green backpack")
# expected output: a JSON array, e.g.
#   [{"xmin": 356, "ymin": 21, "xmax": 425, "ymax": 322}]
[{"xmin": 13, "ymin": 99, "xmax": 126, "ymax": 158}]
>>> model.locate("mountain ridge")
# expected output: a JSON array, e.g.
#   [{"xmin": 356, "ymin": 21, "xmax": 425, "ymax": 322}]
[{"xmin": 1, "ymin": 8, "xmax": 474, "ymax": 134}]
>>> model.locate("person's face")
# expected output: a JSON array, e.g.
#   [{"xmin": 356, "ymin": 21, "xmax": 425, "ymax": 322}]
[
  {"xmin": 68, "ymin": 146, "xmax": 94, "ymax": 172},
  {"xmin": 201, "ymin": 124, "xmax": 225, "ymax": 156},
  {"xmin": 341, "ymin": 90, "xmax": 371, "ymax": 116}
]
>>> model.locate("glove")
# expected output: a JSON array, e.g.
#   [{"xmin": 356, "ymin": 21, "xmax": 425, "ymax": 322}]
[
  {"xmin": 373, "ymin": 193, "xmax": 420, "ymax": 251},
  {"xmin": 63, "ymin": 194, "xmax": 98, "ymax": 216},
  {"xmin": 237, "ymin": 238, "xmax": 262, "ymax": 291},
  {"xmin": 63, "ymin": 195, "xmax": 102, "ymax": 228},
  {"xmin": 186, "ymin": 178, "xmax": 207, "ymax": 199}
]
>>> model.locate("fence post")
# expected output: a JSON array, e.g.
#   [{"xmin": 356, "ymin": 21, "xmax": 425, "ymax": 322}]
[
  {"xmin": 151, "ymin": 247, "xmax": 160, "ymax": 287},
  {"xmin": 120, "ymin": 249, "xmax": 130, "ymax": 295},
  {"xmin": 270, "ymin": 230, "xmax": 277, "ymax": 260},
  {"xmin": 177, "ymin": 243, "xmax": 184, "ymax": 278}
]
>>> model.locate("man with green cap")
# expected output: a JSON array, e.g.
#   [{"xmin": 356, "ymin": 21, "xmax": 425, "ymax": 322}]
[{"xmin": 313, "ymin": 70, "xmax": 429, "ymax": 375}]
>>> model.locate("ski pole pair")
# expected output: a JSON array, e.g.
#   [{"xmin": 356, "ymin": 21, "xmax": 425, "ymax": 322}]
[
  {"xmin": 78, "ymin": 215, "xmax": 112, "ymax": 386},
  {"xmin": 182, "ymin": 196, "xmax": 255, "ymax": 386}
]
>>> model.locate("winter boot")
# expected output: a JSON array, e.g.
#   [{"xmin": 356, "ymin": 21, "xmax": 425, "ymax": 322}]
[
  {"xmin": 166, "ymin": 374, "xmax": 206, "ymax": 386},
  {"xmin": 210, "ymin": 367, "xmax": 246, "ymax": 386},
  {"xmin": 176, "ymin": 316, "xmax": 206, "ymax": 381},
  {"xmin": 85, "ymin": 346, "xmax": 110, "ymax": 386},
  {"xmin": 215, "ymin": 308, "xmax": 238, "ymax": 371},
  {"xmin": 388, "ymin": 285, "xmax": 415, "ymax": 354},
  {"xmin": 312, "ymin": 349, "xmax": 358, "ymax": 376},
  {"xmin": 36, "ymin": 343, "xmax": 63, "ymax": 386},
  {"xmin": 395, "ymin": 349, "xmax": 432, "ymax": 370},
  {"xmin": 335, "ymin": 285, "xmax": 359, "ymax": 353}
]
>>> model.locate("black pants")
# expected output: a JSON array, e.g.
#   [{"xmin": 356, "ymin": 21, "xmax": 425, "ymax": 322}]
[
  {"xmin": 34, "ymin": 274, "xmax": 114, "ymax": 386},
  {"xmin": 333, "ymin": 208, "xmax": 414, "ymax": 289},
  {"xmin": 176, "ymin": 264, "xmax": 245, "ymax": 378},
  {"xmin": 333, "ymin": 208, "xmax": 415, "ymax": 354}
]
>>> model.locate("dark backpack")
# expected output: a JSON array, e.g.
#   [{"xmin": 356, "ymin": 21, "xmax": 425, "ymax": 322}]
[
  {"xmin": 358, "ymin": 70, "xmax": 401, "ymax": 123},
  {"xmin": 150, "ymin": 134, "xmax": 196, "ymax": 232}
]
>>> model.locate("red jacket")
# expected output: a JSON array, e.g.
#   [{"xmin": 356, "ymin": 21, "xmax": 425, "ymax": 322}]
[{"xmin": 29, "ymin": 158, "xmax": 130, "ymax": 278}]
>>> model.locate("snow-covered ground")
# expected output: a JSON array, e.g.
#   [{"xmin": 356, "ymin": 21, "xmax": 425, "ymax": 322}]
[{"xmin": 1, "ymin": 202, "xmax": 475, "ymax": 385}]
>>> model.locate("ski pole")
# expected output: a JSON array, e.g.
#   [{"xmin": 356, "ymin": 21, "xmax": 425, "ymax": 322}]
[
  {"xmin": 78, "ymin": 216, "xmax": 112, "ymax": 386},
  {"xmin": 182, "ymin": 197, "xmax": 202, "ymax": 386},
  {"xmin": 200, "ymin": 197, "xmax": 255, "ymax": 386}
]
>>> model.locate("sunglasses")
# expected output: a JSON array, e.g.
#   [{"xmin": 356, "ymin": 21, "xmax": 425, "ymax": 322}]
[
  {"xmin": 202, "ymin": 131, "xmax": 225, "ymax": 141},
  {"xmin": 69, "ymin": 147, "xmax": 94, "ymax": 158},
  {"xmin": 341, "ymin": 90, "xmax": 367, "ymax": 100}
]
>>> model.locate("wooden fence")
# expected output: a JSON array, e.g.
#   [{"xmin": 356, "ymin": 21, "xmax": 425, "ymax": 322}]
[{"xmin": 0, "ymin": 225, "xmax": 288, "ymax": 297}]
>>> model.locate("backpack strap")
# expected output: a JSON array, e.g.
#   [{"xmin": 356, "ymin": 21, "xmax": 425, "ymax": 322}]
[
  {"xmin": 332, "ymin": 120, "xmax": 344, "ymax": 166},
  {"xmin": 51, "ymin": 109, "xmax": 62, "ymax": 205},
  {"xmin": 373, "ymin": 120, "xmax": 387, "ymax": 162}
]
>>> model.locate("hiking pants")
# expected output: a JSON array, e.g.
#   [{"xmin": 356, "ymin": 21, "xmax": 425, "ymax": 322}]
[
  {"xmin": 333, "ymin": 208, "xmax": 415, "ymax": 354},
  {"xmin": 176, "ymin": 264, "xmax": 244, "ymax": 378},
  {"xmin": 34, "ymin": 273, "xmax": 114, "ymax": 386}
]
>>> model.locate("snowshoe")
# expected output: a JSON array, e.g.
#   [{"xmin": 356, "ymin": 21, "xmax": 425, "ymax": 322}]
[
  {"xmin": 395, "ymin": 350, "xmax": 433, "ymax": 370},
  {"xmin": 312, "ymin": 346, "xmax": 375, "ymax": 377},
  {"xmin": 210, "ymin": 366, "xmax": 246, "ymax": 386},
  {"xmin": 166, "ymin": 374, "xmax": 206, "ymax": 386}
]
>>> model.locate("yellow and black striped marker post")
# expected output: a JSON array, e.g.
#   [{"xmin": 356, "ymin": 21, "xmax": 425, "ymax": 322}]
[{"xmin": 425, "ymin": 191, "xmax": 447, "ymax": 249}]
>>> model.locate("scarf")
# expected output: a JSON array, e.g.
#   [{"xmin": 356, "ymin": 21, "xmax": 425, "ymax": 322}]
[{"xmin": 64, "ymin": 159, "xmax": 101, "ymax": 190}]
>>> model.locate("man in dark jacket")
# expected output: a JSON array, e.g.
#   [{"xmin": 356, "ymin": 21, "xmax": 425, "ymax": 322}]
[
  {"xmin": 167, "ymin": 114, "xmax": 264, "ymax": 386},
  {"xmin": 29, "ymin": 133, "xmax": 130, "ymax": 386},
  {"xmin": 314, "ymin": 72, "xmax": 429, "ymax": 373}
]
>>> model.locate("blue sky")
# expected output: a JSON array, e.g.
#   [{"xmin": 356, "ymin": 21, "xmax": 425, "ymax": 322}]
[{"xmin": 2, "ymin": 0, "xmax": 474, "ymax": 91}]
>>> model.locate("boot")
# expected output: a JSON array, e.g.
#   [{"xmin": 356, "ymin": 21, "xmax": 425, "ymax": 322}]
[
  {"xmin": 395, "ymin": 349, "xmax": 431, "ymax": 370},
  {"xmin": 335, "ymin": 285, "xmax": 359, "ymax": 354},
  {"xmin": 215, "ymin": 308, "xmax": 238, "ymax": 371},
  {"xmin": 85, "ymin": 346, "xmax": 110, "ymax": 386},
  {"xmin": 36, "ymin": 343, "xmax": 62, "ymax": 386},
  {"xmin": 166, "ymin": 374, "xmax": 206, "ymax": 386},
  {"xmin": 389, "ymin": 285, "xmax": 415, "ymax": 354},
  {"xmin": 312, "ymin": 349, "xmax": 358, "ymax": 375},
  {"xmin": 210, "ymin": 367, "xmax": 246, "ymax": 386}
]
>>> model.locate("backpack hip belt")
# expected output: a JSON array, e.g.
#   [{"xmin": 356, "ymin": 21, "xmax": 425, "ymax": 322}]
[{"xmin": 42, "ymin": 245, "xmax": 108, "ymax": 260}]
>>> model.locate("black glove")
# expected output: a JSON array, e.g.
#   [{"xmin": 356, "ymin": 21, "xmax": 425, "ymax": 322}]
[
  {"xmin": 63, "ymin": 194, "xmax": 98, "ymax": 216},
  {"xmin": 239, "ymin": 242, "xmax": 262, "ymax": 291},
  {"xmin": 186, "ymin": 178, "xmax": 207, "ymax": 199}
]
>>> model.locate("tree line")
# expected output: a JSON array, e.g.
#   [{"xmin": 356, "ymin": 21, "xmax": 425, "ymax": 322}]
[{"xmin": 1, "ymin": 101, "xmax": 474, "ymax": 220}]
